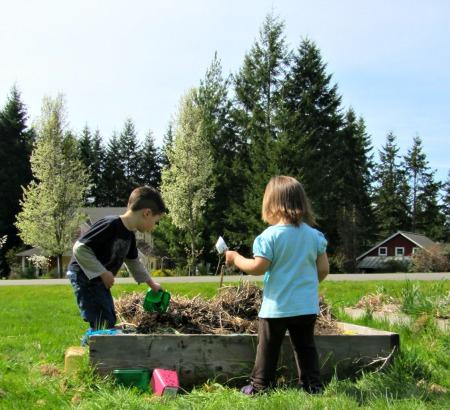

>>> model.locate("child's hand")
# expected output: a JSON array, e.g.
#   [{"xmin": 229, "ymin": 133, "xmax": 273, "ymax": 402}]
[
  {"xmin": 101, "ymin": 271, "xmax": 115, "ymax": 289},
  {"xmin": 225, "ymin": 250, "xmax": 239, "ymax": 267},
  {"xmin": 146, "ymin": 278, "xmax": 162, "ymax": 292}
]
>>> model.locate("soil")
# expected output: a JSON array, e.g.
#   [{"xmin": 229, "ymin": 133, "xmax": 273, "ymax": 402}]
[{"xmin": 115, "ymin": 282, "xmax": 342, "ymax": 335}]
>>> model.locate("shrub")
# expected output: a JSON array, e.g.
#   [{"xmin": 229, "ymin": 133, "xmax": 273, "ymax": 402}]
[
  {"xmin": 329, "ymin": 252, "xmax": 346, "ymax": 273},
  {"xmin": 382, "ymin": 259, "xmax": 410, "ymax": 273},
  {"xmin": 116, "ymin": 268, "xmax": 130, "ymax": 278},
  {"xmin": 151, "ymin": 268, "xmax": 176, "ymax": 277},
  {"xmin": 410, "ymin": 244, "xmax": 450, "ymax": 272}
]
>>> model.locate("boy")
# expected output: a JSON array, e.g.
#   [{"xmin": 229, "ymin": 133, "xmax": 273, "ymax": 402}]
[{"xmin": 67, "ymin": 186, "xmax": 166, "ymax": 330}]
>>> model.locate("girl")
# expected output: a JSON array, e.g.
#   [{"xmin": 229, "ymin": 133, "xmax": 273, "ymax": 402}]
[{"xmin": 225, "ymin": 176, "xmax": 329, "ymax": 395}]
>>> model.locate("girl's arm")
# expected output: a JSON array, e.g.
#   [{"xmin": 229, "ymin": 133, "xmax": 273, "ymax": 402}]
[
  {"xmin": 225, "ymin": 251, "xmax": 271, "ymax": 276},
  {"xmin": 317, "ymin": 252, "xmax": 329, "ymax": 282}
]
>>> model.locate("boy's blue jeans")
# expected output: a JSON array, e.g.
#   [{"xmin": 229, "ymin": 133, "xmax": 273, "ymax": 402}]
[{"xmin": 67, "ymin": 271, "xmax": 116, "ymax": 330}]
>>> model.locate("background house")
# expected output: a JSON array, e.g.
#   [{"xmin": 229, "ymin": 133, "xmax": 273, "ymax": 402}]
[{"xmin": 356, "ymin": 231, "xmax": 436, "ymax": 272}]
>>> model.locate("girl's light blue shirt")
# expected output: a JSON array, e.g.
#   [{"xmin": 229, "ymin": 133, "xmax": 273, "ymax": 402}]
[{"xmin": 253, "ymin": 223, "xmax": 327, "ymax": 318}]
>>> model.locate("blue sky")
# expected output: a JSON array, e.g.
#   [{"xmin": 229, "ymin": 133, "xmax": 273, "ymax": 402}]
[{"xmin": 1, "ymin": 0, "xmax": 449, "ymax": 182}]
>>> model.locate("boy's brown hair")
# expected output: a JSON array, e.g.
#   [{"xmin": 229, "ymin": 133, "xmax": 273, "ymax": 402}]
[
  {"xmin": 128, "ymin": 186, "xmax": 167, "ymax": 214},
  {"xmin": 262, "ymin": 176, "xmax": 316, "ymax": 226}
]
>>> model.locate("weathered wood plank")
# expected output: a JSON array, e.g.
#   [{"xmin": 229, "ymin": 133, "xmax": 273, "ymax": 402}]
[{"xmin": 90, "ymin": 322, "xmax": 399, "ymax": 387}]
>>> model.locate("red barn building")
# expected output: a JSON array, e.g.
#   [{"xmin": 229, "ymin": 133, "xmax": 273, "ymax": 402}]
[{"xmin": 356, "ymin": 231, "xmax": 436, "ymax": 272}]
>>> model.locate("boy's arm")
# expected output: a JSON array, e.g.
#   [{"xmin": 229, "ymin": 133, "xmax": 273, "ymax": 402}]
[
  {"xmin": 124, "ymin": 258, "xmax": 161, "ymax": 291},
  {"xmin": 317, "ymin": 252, "xmax": 329, "ymax": 282},
  {"xmin": 225, "ymin": 251, "xmax": 270, "ymax": 276},
  {"xmin": 73, "ymin": 241, "xmax": 108, "ymax": 279}
]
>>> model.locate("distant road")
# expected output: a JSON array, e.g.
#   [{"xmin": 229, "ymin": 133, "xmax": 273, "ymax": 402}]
[{"xmin": 0, "ymin": 272, "xmax": 449, "ymax": 286}]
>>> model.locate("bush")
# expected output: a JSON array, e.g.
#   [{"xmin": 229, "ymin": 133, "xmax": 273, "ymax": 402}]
[
  {"xmin": 116, "ymin": 268, "xmax": 130, "ymax": 278},
  {"xmin": 329, "ymin": 252, "xmax": 346, "ymax": 273},
  {"xmin": 151, "ymin": 268, "xmax": 176, "ymax": 277},
  {"xmin": 382, "ymin": 259, "xmax": 410, "ymax": 273},
  {"xmin": 410, "ymin": 244, "xmax": 450, "ymax": 272}
]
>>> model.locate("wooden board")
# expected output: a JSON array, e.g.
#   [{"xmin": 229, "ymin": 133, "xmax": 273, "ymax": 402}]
[{"xmin": 90, "ymin": 322, "xmax": 399, "ymax": 387}]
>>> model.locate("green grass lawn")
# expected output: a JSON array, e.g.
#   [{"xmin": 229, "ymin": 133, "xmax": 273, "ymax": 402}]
[{"xmin": 0, "ymin": 280, "xmax": 449, "ymax": 409}]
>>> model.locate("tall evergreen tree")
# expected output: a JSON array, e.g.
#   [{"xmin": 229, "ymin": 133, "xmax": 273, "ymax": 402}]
[
  {"xmin": 117, "ymin": 119, "xmax": 142, "ymax": 202},
  {"xmin": 139, "ymin": 130, "xmax": 161, "ymax": 188},
  {"xmin": 0, "ymin": 86, "xmax": 34, "ymax": 273},
  {"xmin": 335, "ymin": 109, "xmax": 376, "ymax": 270},
  {"xmin": 99, "ymin": 133, "xmax": 124, "ymax": 206},
  {"xmin": 278, "ymin": 39, "xmax": 344, "ymax": 252},
  {"xmin": 90, "ymin": 129, "xmax": 105, "ymax": 205},
  {"xmin": 403, "ymin": 136, "xmax": 442, "ymax": 236},
  {"xmin": 442, "ymin": 170, "xmax": 450, "ymax": 241},
  {"xmin": 77, "ymin": 126, "xmax": 105, "ymax": 205},
  {"xmin": 373, "ymin": 132, "xmax": 410, "ymax": 236},
  {"xmin": 15, "ymin": 95, "xmax": 89, "ymax": 277},
  {"xmin": 232, "ymin": 13, "xmax": 290, "ymax": 247},
  {"xmin": 195, "ymin": 53, "xmax": 241, "ymax": 260},
  {"xmin": 160, "ymin": 123, "xmax": 174, "ymax": 170},
  {"xmin": 0, "ymin": 87, "xmax": 34, "ymax": 240}
]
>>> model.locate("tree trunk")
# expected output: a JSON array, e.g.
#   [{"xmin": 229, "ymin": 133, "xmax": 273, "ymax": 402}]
[{"xmin": 57, "ymin": 254, "xmax": 63, "ymax": 278}]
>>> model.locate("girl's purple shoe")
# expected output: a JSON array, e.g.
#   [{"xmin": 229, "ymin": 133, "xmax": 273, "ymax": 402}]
[{"xmin": 240, "ymin": 384, "xmax": 258, "ymax": 395}]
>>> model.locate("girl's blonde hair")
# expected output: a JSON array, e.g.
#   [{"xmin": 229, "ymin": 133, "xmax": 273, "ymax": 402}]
[{"xmin": 262, "ymin": 176, "xmax": 316, "ymax": 226}]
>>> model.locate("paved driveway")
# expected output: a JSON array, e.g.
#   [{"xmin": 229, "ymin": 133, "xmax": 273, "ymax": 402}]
[{"xmin": 0, "ymin": 272, "xmax": 449, "ymax": 286}]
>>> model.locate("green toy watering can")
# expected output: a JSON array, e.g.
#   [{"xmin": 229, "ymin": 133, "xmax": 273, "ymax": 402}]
[{"xmin": 143, "ymin": 289, "xmax": 171, "ymax": 313}]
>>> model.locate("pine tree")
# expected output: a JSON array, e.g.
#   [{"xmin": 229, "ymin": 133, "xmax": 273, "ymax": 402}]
[
  {"xmin": 442, "ymin": 170, "xmax": 450, "ymax": 241},
  {"xmin": 0, "ymin": 87, "xmax": 34, "ymax": 242},
  {"xmin": 195, "ymin": 53, "xmax": 242, "ymax": 260},
  {"xmin": 278, "ymin": 39, "xmax": 344, "ymax": 252},
  {"xmin": 90, "ymin": 129, "xmax": 105, "ymax": 205},
  {"xmin": 78, "ymin": 126, "xmax": 105, "ymax": 205},
  {"xmin": 334, "ymin": 109, "xmax": 376, "ymax": 270},
  {"xmin": 117, "ymin": 119, "xmax": 142, "ymax": 202},
  {"xmin": 161, "ymin": 88, "xmax": 214, "ymax": 275},
  {"xmin": 232, "ymin": 13, "xmax": 290, "ymax": 247},
  {"xmin": 0, "ymin": 86, "xmax": 34, "ymax": 274},
  {"xmin": 374, "ymin": 132, "xmax": 410, "ymax": 236},
  {"xmin": 139, "ymin": 130, "xmax": 161, "ymax": 188},
  {"xmin": 99, "ymin": 133, "xmax": 124, "ymax": 206},
  {"xmin": 15, "ymin": 95, "xmax": 89, "ymax": 276},
  {"xmin": 160, "ymin": 123, "xmax": 174, "ymax": 170},
  {"xmin": 403, "ymin": 136, "xmax": 442, "ymax": 236}
]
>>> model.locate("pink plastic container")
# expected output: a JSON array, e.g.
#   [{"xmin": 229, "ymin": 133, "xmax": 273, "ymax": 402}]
[{"xmin": 150, "ymin": 368, "xmax": 180, "ymax": 397}]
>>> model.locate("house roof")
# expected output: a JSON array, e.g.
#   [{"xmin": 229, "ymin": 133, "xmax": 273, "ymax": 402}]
[
  {"xmin": 16, "ymin": 247, "xmax": 72, "ymax": 257},
  {"xmin": 356, "ymin": 231, "xmax": 436, "ymax": 261},
  {"xmin": 81, "ymin": 207, "xmax": 127, "ymax": 224},
  {"xmin": 357, "ymin": 256, "xmax": 411, "ymax": 270}
]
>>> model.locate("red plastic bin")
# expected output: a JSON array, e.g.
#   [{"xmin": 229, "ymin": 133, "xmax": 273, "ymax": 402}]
[{"xmin": 151, "ymin": 368, "xmax": 180, "ymax": 397}]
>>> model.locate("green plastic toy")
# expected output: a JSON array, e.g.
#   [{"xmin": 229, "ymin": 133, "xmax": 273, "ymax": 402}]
[
  {"xmin": 143, "ymin": 289, "xmax": 171, "ymax": 313},
  {"xmin": 112, "ymin": 369, "xmax": 151, "ymax": 391}
]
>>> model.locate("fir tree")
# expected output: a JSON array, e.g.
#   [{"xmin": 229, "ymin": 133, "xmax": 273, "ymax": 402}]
[
  {"xmin": 232, "ymin": 13, "xmax": 290, "ymax": 247},
  {"xmin": 403, "ymin": 136, "xmax": 442, "ymax": 235},
  {"xmin": 195, "ymin": 53, "xmax": 241, "ymax": 259},
  {"xmin": 117, "ymin": 118, "xmax": 142, "ymax": 202},
  {"xmin": 0, "ymin": 86, "xmax": 34, "ymax": 274},
  {"xmin": 442, "ymin": 170, "xmax": 450, "ymax": 241},
  {"xmin": 278, "ymin": 39, "xmax": 344, "ymax": 252},
  {"xmin": 90, "ymin": 129, "xmax": 105, "ymax": 205},
  {"xmin": 374, "ymin": 132, "xmax": 410, "ymax": 236},
  {"xmin": 78, "ymin": 126, "xmax": 105, "ymax": 205},
  {"xmin": 100, "ymin": 133, "xmax": 124, "ymax": 206},
  {"xmin": 335, "ymin": 109, "xmax": 376, "ymax": 270},
  {"xmin": 139, "ymin": 130, "xmax": 161, "ymax": 188},
  {"xmin": 160, "ymin": 123, "xmax": 174, "ymax": 170}
]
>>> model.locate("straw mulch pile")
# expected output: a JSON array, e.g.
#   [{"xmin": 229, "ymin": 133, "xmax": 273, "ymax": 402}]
[
  {"xmin": 115, "ymin": 282, "xmax": 341, "ymax": 335},
  {"xmin": 354, "ymin": 292, "xmax": 400, "ymax": 313}
]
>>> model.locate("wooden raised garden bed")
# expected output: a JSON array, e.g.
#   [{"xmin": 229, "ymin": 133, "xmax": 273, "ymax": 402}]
[{"xmin": 90, "ymin": 322, "xmax": 399, "ymax": 387}]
